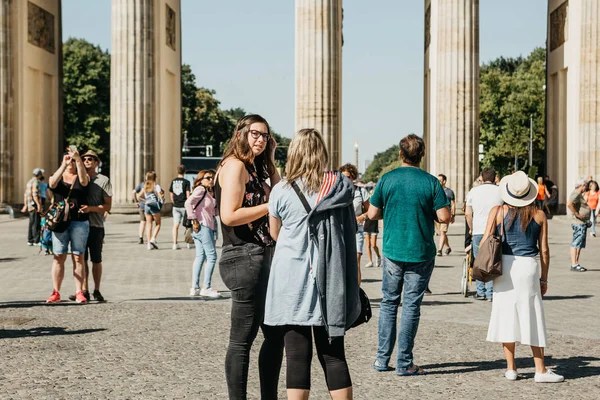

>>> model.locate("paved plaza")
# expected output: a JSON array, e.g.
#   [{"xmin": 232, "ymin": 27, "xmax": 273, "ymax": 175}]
[{"xmin": 0, "ymin": 214, "xmax": 599, "ymax": 399}]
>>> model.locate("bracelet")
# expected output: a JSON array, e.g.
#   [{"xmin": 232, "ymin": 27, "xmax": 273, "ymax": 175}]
[{"xmin": 540, "ymin": 279, "xmax": 548, "ymax": 284}]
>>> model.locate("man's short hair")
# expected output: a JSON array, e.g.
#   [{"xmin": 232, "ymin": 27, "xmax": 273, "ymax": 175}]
[
  {"xmin": 575, "ymin": 178, "xmax": 586, "ymax": 188},
  {"xmin": 339, "ymin": 163, "xmax": 358, "ymax": 181},
  {"xmin": 399, "ymin": 134, "xmax": 425, "ymax": 166},
  {"xmin": 481, "ymin": 168, "xmax": 496, "ymax": 183},
  {"xmin": 176, "ymin": 164, "xmax": 186, "ymax": 175},
  {"xmin": 438, "ymin": 174, "xmax": 447, "ymax": 182}
]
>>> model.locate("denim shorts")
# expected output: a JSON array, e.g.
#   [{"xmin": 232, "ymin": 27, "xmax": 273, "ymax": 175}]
[
  {"xmin": 52, "ymin": 220, "xmax": 90, "ymax": 255},
  {"xmin": 145, "ymin": 202, "xmax": 161, "ymax": 215},
  {"xmin": 356, "ymin": 225, "xmax": 365, "ymax": 254},
  {"xmin": 172, "ymin": 207, "xmax": 185, "ymax": 223},
  {"xmin": 572, "ymin": 224, "xmax": 587, "ymax": 249}
]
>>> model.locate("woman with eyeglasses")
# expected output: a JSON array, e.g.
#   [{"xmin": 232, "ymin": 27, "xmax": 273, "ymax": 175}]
[
  {"xmin": 215, "ymin": 114, "xmax": 283, "ymax": 399},
  {"xmin": 185, "ymin": 170, "xmax": 219, "ymax": 298},
  {"xmin": 46, "ymin": 146, "xmax": 90, "ymax": 304}
]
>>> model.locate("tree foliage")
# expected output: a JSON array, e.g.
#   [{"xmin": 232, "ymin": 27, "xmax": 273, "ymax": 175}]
[
  {"xmin": 362, "ymin": 145, "xmax": 400, "ymax": 182},
  {"xmin": 63, "ymin": 38, "xmax": 111, "ymax": 170},
  {"xmin": 479, "ymin": 47, "xmax": 546, "ymax": 176}
]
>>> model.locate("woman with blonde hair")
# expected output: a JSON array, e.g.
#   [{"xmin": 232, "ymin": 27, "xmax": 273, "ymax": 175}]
[
  {"xmin": 215, "ymin": 114, "xmax": 283, "ymax": 399},
  {"xmin": 138, "ymin": 171, "xmax": 164, "ymax": 250},
  {"xmin": 185, "ymin": 170, "xmax": 219, "ymax": 297},
  {"xmin": 261, "ymin": 128, "xmax": 360, "ymax": 399}
]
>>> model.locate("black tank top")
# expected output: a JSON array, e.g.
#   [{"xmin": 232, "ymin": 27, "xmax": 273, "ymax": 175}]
[{"xmin": 215, "ymin": 162, "xmax": 274, "ymax": 247}]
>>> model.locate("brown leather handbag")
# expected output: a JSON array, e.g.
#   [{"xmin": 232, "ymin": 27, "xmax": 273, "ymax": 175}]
[{"xmin": 472, "ymin": 207, "xmax": 504, "ymax": 282}]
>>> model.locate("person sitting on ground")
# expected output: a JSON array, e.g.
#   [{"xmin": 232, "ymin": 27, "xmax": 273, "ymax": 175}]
[{"xmin": 484, "ymin": 171, "xmax": 564, "ymax": 383}]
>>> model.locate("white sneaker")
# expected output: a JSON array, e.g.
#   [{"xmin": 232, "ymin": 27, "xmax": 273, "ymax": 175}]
[
  {"xmin": 504, "ymin": 370, "xmax": 518, "ymax": 381},
  {"xmin": 365, "ymin": 262, "xmax": 374, "ymax": 268},
  {"xmin": 172, "ymin": 243, "xmax": 180, "ymax": 250},
  {"xmin": 147, "ymin": 244, "xmax": 152, "ymax": 250},
  {"xmin": 534, "ymin": 369, "xmax": 564, "ymax": 383},
  {"xmin": 189, "ymin": 287, "xmax": 200, "ymax": 296},
  {"xmin": 376, "ymin": 256, "xmax": 382, "ymax": 267},
  {"xmin": 187, "ymin": 243, "xmax": 193, "ymax": 249},
  {"xmin": 149, "ymin": 239, "xmax": 158, "ymax": 250},
  {"xmin": 200, "ymin": 287, "xmax": 220, "ymax": 298}
]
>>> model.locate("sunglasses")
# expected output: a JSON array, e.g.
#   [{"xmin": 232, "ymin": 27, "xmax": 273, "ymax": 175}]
[
  {"xmin": 82, "ymin": 157, "xmax": 97, "ymax": 162},
  {"xmin": 202, "ymin": 176, "xmax": 214, "ymax": 181},
  {"xmin": 249, "ymin": 130, "xmax": 270, "ymax": 141}
]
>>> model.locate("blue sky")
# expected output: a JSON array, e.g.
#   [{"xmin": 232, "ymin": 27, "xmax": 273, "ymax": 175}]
[{"xmin": 62, "ymin": 0, "xmax": 547, "ymax": 172}]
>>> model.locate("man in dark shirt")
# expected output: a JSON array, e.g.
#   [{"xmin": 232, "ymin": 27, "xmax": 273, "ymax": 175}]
[{"xmin": 169, "ymin": 164, "xmax": 191, "ymax": 250}]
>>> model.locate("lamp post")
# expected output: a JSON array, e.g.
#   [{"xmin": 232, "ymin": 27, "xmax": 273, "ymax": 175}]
[
  {"xmin": 354, "ymin": 142, "xmax": 359, "ymax": 171},
  {"xmin": 529, "ymin": 115, "xmax": 533, "ymax": 168}
]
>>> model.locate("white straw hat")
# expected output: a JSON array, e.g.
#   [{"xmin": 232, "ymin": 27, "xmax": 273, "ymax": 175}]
[{"xmin": 498, "ymin": 171, "xmax": 538, "ymax": 207}]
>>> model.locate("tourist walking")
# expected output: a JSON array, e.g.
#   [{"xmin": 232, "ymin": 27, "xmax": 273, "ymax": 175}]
[
  {"xmin": 215, "ymin": 114, "xmax": 283, "ymax": 399},
  {"xmin": 369, "ymin": 134, "xmax": 450, "ymax": 375},
  {"xmin": 584, "ymin": 180, "xmax": 599, "ymax": 237},
  {"xmin": 485, "ymin": 171, "xmax": 564, "ymax": 383},
  {"xmin": 436, "ymin": 173, "xmax": 456, "ymax": 256},
  {"xmin": 262, "ymin": 129, "xmax": 359, "ymax": 399},
  {"xmin": 185, "ymin": 170, "xmax": 219, "ymax": 298},
  {"xmin": 364, "ymin": 216, "xmax": 381, "ymax": 268},
  {"xmin": 68, "ymin": 150, "xmax": 112, "ymax": 303},
  {"xmin": 21, "ymin": 168, "xmax": 44, "ymax": 246},
  {"xmin": 567, "ymin": 179, "xmax": 590, "ymax": 272},
  {"xmin": 465, "ymin": 168, "xmax": 503, "ymax": 301},
  {"xmin": 170, "ymin": 164, "xmax": 191, "ymax": 249},
  {"xmin": 133, "ymin": 181, "xmax": 146, "ymax": 244},
  {"xmin": 536, "ymin": 177, "xmax": 551, "ymax": 211},
  {"xmin": 46, "ymin": 147, "xmax": 90, "ymax": 304},
  {"xmin": 138, "ymin": 171, "xmax": 164, "ymax": 250},
  {"xmin": 340, "ymin": 164, "xmax": 370, "ymax": 282}
]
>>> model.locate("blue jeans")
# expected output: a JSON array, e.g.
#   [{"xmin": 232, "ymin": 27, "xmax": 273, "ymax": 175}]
[
  {"xmin": 192, "ymin": 225, "xmax": 217, "ymax": 288},
  {"xmin": 376, "ymin": 255, "xmax": 435, "ymax": 372},
  {"xmin": 591, "ymin": 210, "xmax": 597, "ymax": 234},
  {"xmin": 473, "ymin": 234, "xmax": 493, "ymax": 299}
]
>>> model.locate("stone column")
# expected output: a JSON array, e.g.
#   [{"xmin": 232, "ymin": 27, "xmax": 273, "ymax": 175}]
[
  {"xmin": 111, "ymin": 0, "xmax": 155, "ymax": 205},
  {"xmin": 295, "ymin": 0, "xmax": 342, "ymax": 169},
  {"xmin": 425, "ymin": 0, "xmax": 479, "ymax": 207},
  {"xmin": 0, "ymin": 0, "xmax": 13, "ymax": 204},
  {"xmin": 578, "ymin": 0, "xmax": 600, "ymax": 178}
]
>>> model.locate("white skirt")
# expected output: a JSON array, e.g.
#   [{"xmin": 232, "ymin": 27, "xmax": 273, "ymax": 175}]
[{"xmin": 486, "ymin": 255, "xmax": 547, "ymax": 347}]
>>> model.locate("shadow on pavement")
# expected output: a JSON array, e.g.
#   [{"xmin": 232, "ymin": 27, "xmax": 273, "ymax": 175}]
[
  {"xmin": 543, "ymin": 295, "xmax": 594, "ymax": 301},
  {"xmin": 0, "ymin": 257, "xmax": 24, "ymax": 263},
  {"xmin": 421, "ymin": 355, "xmax": 600, "ymax": 379},
  {"xmin": 361, "ymin": 278, "xmax": 382, "ymax": 283},
  {"xmin": 0, "ymin": 301, "xmax": 94, "ymax": 309},
  {"xmin": 432, "ymin": 265, "xmax": 456, "ymax": 268},
  {"xmin": 0, "ymin": 327, "xmax": 106, "ymax": 339},
  {"xmin": 126, "ymin": 296, "xmax": 231, "ymax": 302}
]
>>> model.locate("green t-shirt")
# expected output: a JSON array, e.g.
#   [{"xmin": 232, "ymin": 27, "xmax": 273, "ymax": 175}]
[{"xmin": 370, "ymin": 166, "xmax": 450, "ymax": 263}]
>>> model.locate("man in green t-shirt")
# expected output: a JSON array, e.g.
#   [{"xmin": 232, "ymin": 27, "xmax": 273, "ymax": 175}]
[
  {"xmin": 368, "ymin": 134, "xmax": 450, "ymax": 375},
  {"xmin": 567, "ymin": 178, "xmax": 590, "ymax": 272}
]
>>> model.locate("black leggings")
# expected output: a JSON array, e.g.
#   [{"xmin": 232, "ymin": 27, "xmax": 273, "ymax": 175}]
[{"xmin": 261, "ymin": 325, "xmax": 352, "ymax": 391}]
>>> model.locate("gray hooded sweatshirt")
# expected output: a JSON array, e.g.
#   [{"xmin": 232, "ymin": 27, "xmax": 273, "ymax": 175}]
[{"xmin": 307, "ymin": 172, "xmax": 361, "ymax": 338}]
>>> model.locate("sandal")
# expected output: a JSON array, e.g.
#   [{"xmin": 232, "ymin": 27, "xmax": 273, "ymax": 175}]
[{"xmin": 397, "ymin": 365, "xmax": 427, "ymax": 376}]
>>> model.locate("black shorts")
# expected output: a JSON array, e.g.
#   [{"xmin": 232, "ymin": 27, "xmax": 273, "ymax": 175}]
[
  {"xmin": 85, "ymin": 227, "xmax": 105, "ymax": 264},
  {"xmin": 364, "ymin": 219, "xmax": 379, "ymax": 234}
]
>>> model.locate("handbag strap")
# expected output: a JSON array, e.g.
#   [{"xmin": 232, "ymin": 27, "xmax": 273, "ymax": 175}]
[
  {"xmin": 291, "ymin": 181, "xmax": 311, "ymax": 214},
  {"xmin": 193, "ymin": 189, "xmax": 208, "ymax": 211}
]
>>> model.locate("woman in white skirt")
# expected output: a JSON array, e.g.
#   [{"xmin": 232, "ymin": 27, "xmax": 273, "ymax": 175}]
[{"xmin": 481, "ymin": 171, "xmax": 564, "ymax": 383}]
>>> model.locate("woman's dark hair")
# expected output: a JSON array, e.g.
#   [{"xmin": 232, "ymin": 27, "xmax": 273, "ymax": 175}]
[
  {"xmin": 193, "ymin": 170, "xmax": 212, "ymax": 190},
  {"xmin": 506, "ymin": 203, "xmax": 538, "ymax": 232},
  {"xmin": 586, "ymin": 180, "xmax": 599, "ymax": 192},
  {"xmin": 399, "ymin": 134, "xmax": 425, "ymax": 166},
  {"xmin": 220, "ymin": 114, "xmax": 276, "ymax": 180},
  {"xmin": 339, "ymin": 163, "xmax": 358, "ymax": 181}
]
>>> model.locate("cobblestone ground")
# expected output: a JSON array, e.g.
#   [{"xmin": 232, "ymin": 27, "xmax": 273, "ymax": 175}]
[{"xmin": 1, "ymin": 215, "xmax": 599, "ymax": 399}]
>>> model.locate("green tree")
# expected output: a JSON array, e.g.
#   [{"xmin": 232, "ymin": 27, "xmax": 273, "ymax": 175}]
[
  {"xmin": 479, "ymin": 47, "xmax": 546, "ymax": 176},
  {"xmin": 362, "ymin": 144, "xmax": 400, "ymax": 182},
  {"xmin": 62, "ymin": 38, "xmax": 111, "ymax": 171}
]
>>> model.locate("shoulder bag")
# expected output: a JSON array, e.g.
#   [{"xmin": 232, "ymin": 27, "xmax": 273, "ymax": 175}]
[
  {"xmin": 472, "ymin": 207, "xmax": 504, "ymax": 282},
  {"xmin": 44, "ymin": 180, "xmax": 76, "ymax": 233},
  {"xmin": 291, "ymin": 181, "xmax": 372, "ymax": 329}
]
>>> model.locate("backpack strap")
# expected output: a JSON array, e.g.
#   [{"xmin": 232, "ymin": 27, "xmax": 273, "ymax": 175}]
[{"xmin": 291, "ymin": 181, "xmax": 311, "ymax": 214}]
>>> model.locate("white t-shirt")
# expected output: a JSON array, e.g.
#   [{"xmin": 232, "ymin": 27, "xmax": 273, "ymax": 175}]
[{"xmin": 466, "ymin": 183, "xmax": 504, "ymax": 235}]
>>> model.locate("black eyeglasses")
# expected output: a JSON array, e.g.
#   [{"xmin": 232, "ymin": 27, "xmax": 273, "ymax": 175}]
[{"xmin": 249, "ymin": 130, "xmax": 270, "ymax": 141}]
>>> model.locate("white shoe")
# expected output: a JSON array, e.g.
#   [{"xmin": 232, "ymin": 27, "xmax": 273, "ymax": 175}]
[
  {"xmin": 591, "ymin": 232, "xmax": 596, "ymax": 237},
  {"xmin": 187, "ymin": 243, "xmax": 193, "ymax": 249},
  {"xmin": 149, "ymin": 239, "xmax": 158, "ymax": 250},
  {"xmin": 200, "ymin": 287, "xmax": 220, "ymax": 298},
  {"xmin": 365, "ymin": 262, "xmax": 374, "ymax": 268},
  {"xmin": 504, "ymin": 370, "xmax": 518, "ymax": 381},
  {"xmin": 147, "ymin": 244, "xmax": 152, "ymax": 250},
  {"xmin": 189, "ymin": 287, "xmax": 200, "ymax": 296},
  {"xmin": 534, "ymin": 370, "xmax": 564, "ymax": 383},
  {"xmin": 376, "ymin": 256, "xmax": 382, "ymax": 267},
  {"xmin": 172, "ymin": 243, "xmax": 180, "ymax": 250}
]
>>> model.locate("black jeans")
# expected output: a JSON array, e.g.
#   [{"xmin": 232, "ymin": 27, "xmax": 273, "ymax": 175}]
[
  {"xmin": 28, "ymin": 210, "xmax": 41, "ymax": 244},
  {"xmin": 219, "ymin": 243, "xmax": 283, "ymax": 400},
  {"xmin": 261, "ymin": 325, "xmax": 352, "ymax": 391}
]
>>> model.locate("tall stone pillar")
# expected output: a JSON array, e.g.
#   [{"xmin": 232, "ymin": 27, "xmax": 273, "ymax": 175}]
[
  {"xmin": 0, "ymin": 0, "xmax": 14, "ymax": 204},
  {"xmin": 424, "ymin": 0, "xmax": 479, "ymax": 207},
  {"xmin": 295, "ymin": 0, "xmax": 343, "ymax": 169},
  {"xmin": 111, "ymin": 0, "xmax": 181, "ymax": 208},
  {"xmin": 111, "ymin": 0, "xmax": 155, "ymax": 205}
]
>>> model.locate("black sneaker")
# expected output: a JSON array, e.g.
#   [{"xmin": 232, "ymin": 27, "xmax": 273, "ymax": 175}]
[
  {"xmin": 424, "ymin": 288, "xmax": 432, "ymax": 296},
  {"xmin": 436, "ymin": 250, "xmax": 443, "ymax": 257},
  {"xmin": 473, "ymin": 294, "xmax": 486, "ymax": 301},
  {"xmin": 69, "ymin": 290, "xmax": 90, "ymax": 302},
  {"xmin": 93, "ymin": 290, "xmax": 105, "ymax": 302},
  {"xmin": 138, "ymin": 237, "xmax": 144, "ymax": 245},
  {"xmin": 570, "ymin": 264, "xmax": 587, "ymax": 272}
]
